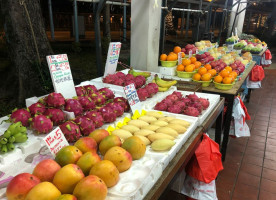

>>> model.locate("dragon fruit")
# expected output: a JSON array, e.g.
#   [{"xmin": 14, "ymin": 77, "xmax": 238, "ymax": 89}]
[
  {"xmin": 75, "ymin": 86, "xmax": 86, "ymax": 96},
  {"xmin": 172, "ymin": 91, "xmax": 183, "ymax": 99},
  {"xmin": 84, "ymin": 111, "xmax": 104, "ymax": 128},
  {"xmin": 137, "ymin": 88, "xmax": 149, "ymax": 101},
  {"xmin": 98, "ymin": 88, "xmax": 115, "ymax": 100},
  {"xmin": 125, "ymin": 74, "xmax": 135, "ymax": 81},
  {"xmin": 113, "ymin": 79, "xmax": 124, "ymax": 86},
  {"xmin": 103, "ymin": 74, "xmax": 118, "ymax": 84},
  {"xmin": 166, "ymin": 94, "xmax": 179, "ymax": 102},
  {"xmin": 76, "ymin": 96, "xmax": 95, "ymax": 111},
  {"xmin": 44, "ymin": 108, "xmax": 66, "ymax": 126},
  {"xmin": 134, "ymin": 76, "xmax": 146, "ymax": 88},
  {"xmin": 28, "ymin": 102, "xmax": 46, "ymax": 115},
  {"xmin": 106, "ymin": 103, "xmax": 124, "ymax": 117},
  {"xmin": 168, "ymin": 105, "xmax": 182, "ymax": 114},
  {"xmin": 183, "ymin": 107, "xmax": 200, "ymax": 117},
  {"xmin": 10, "ymin": 109, "xmax": 31, "ymax": 127},
  {"xmin": 46, "ymin": 92, "xmax": 65, "ymax": 108},
  {"xmin": 90, "ymin": 93, "xmax": 106, "ymax": 105},
  {"xmin": 175, "ymin": 101, "xmax": 186, "ymax": 109},
  {"xmin": 64, "ymin": 99, "xmax": 84, "ymax": 116},
  {"xmin": 124, "ymin": 80, "xmax": 137, "ymax": 88},
  {"xmin": 180, "ymin": 98, "xmax": 191, "ymax": 105},
  {"xmin": 74, "ymin": 116, "xmax": 95, "ymax": 136},
  {"xmin": 38, "ymin": 96, "xmax": 48, "ymax": 105},
  {"xmin": 145, "ymin": 83, "xmax": 158, "ymax": 97},
  {"xmin": 116, "ymin": 72, "xmax": 126, "ymax": 79},
  {"xmin": 189, "ymin": 101, "xmax": 203, "ymax": 113},
  {"xmin": 84, "ymin": 85, "xmax": 97, "ymax": 93},
  {"xmin": 31, "ymin": 115, "xmax": 53, "ymax": 134},
  {"xmin": 198, "ymin": 98, "xmax": 210, "ymax": 110},
  {"xmin": 99, "ymin": 106, "xmax": 117, "ymax": 123},
  {"xmin": 186, "ymin": 93, "xmax": 199, "ymax": 102},
  {"xmin": 113, "ymin": 97, "xmax": 130, "ymax": 112},
  {"xmin": 161, "ymin": 98, "xmax": 174, "ymax": 107},
  {"xmin": 59, "ymin": 121, "xmax": 81, "ymax": 143},
  {"xmin": 154, "ymin": 102, "xmax": 168, "ymax": 111}
]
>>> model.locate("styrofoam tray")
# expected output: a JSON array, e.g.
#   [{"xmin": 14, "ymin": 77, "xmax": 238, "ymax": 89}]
[
  {"xmin": 145, "ymin": 90, "xmax": 220, "ymax": 125},
  {"xmin": 161, "ymin": 74, "xmax": 192, "ymax": 82}
]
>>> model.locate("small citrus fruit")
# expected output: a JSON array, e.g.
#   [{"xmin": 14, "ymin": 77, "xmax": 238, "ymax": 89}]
[
  {"xmin": 177, "ymin": 64, "xmax": 185, "ymax": 71},
  {"xmin": 194, "ymin": 61, "xmax": 202, "ymax": 69},
  {"xmin": 167, "ymin": 53, "xmax": 177, "ymax": 61},
  {"xmin": 204, "ymin": 64, "xmax": 212, "ymax": 70},
  {"xmin": 198, "ymin": 67, "xmax": 208, "ymax": 75},
  {"xmin": 208, "ymin": 69, "xmax": 217, "ymax": 77},
  {"xmin": 192, "ymin": 73, "xmax": 201, "ymax": 81},
  {"xmin": 223, "ymin": 77, "xmax": 232, "ymax": 84},
  {"xmin": 160, "ymin": 54, "xmax": 167, "ymax": 61},
  {"xmin": 219, "ymin": 69, "xmax": 230, "ymax": 78},
  {"xmin": 201, "ymin": 73, "xmax": 212, "ymax": 81},
  {"xmin": 214, "ymin": 75, "xmax": 223, "ymax": 83},
  {"xmin": 173, "ymin": 46, "xmax": 182, "ymax": 54},
  {"xmin": 190, "ymin": 57, "xmax": 197, "ymax": 64},
  {"xmin": 225, "ymin": 66, "xmax": 232, "ymax": 72},
  {"xmin": 185, "ymin": 64, "xmax": 194, "ymax": 72},
  {"xmin": 182, "ymin": 58, "xmax": 191, "ymax": 66}
]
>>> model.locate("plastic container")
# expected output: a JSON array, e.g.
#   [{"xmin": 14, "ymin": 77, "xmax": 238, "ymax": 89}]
[
  {"xmin": 176, "ymin": 71, "xmax": 196, "ymax": 78},
  {"xmin": 214, "ymin": 82, "xmax": 234, "ymax": 90},
  {"xmin": 160, "ymin": 60, "xmax": 177, "ymax": 67},
  {"xmin": 159, "ymin": 66, "xmax": 176, "ymax": 76},
  {"xmin": 192, "ymin": 79, "xmax": 212, "ymax": 87}
]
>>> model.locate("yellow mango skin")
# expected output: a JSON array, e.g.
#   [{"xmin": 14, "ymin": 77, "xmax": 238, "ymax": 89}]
[
  {"xmin": 151, "ymin": 120, "xmax": 169, "ymax": 127},
  {"xmin": 143, "ymin": 125, "xmax": 160, "ymax": 131},
  {"xmin": 151, "ymin": 139, "xmax": 175, "ymax": 151},
  {"xmin": 128, "ymin": 120, "xmax": 149, "ymax": 128},
  {"xmin": 99, "ymin": 135, "xmax": 122, "ymax": 156},
  {"xmin": 25, "ymin": 182, "xmax": 61, "ymax": 200},
  {"xmin": 134, "ymin": 129, "xmax": 155, "ymax": 137},
  {"xmin": 166, "ymin": 124, "xmax": 187, "ymax": 134},
  {"xmin": 169, "ymin": 119, "xmax": 190, "ymax": 128},
  {"xmin": 155, "ymin": 127, "xmax": 178, "ymax": 138},
  {"xmin": 76, "ymin": 152, "xmax": 101, "ymax": 176},
  {"xmin": 55, "ymin": 146, "xmax": 83, "ymax": 167},
  {"xmin": 147, "ymin": 133, "xmax": 174, "ymax": 142},
  {"xmin": 145, "ymin": 111, "xmax": 164, "ymax": 119},
  {"xmin": 121, "ymin": 125, "xmax": 140, "ymax": 134},
  {"xmin": 138, "ymin": 116, "xmax": 157, "ymax": 123},
  {"xmin": 112, "ymin": 129, "xmax": 133, "ymax": 140},
  {"xmin": 122, "ymin": 136, "xmax": 146, "ymax": 160},
  {"xmin": 135, "ymin": 135, "xmax": 151, "ymax": 145}
]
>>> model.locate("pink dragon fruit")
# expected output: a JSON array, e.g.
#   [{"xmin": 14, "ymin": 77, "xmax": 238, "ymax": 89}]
[
  {"xmin": 38, "ymin": 96, "xmax": 48, "ymax": 105},
  {"xmin": 10, "ymin": 109, "xmax": 31, "ymax": 127},
  {"xmin": 105, "ymin": 103, "xmax": 124, "ymax": 117},
  {"xmin": 116, "ymin": 72, "xmax": 126, "ymax": 79},
  {"xmin": 64, "ymin": 99, "xmax": 84, "ymax": 116},
  {"xmin": 99, "ymin": 106, "xmax": 117, "ymax": 123},
  {"xmin": 103, "ymin": 74, "xmax": 118, "ymax": 84},
  {"xmin": 113, "ymin": 79, "xmax": 124, "ymax": 86},
  {"xmin": 84, "ymin": 85, "xmax": 98, "ymax": 95},
  {"xmin": 46, "ymin": 92, "xmax": 65, "ymax": 108},
  {"xmin": 134, "ymin": 76, "xmax": 146, "ymax": 88},
  {"xmin": 59, "ymin": 121, "xmax": 81, "ymax": 143},
  {"xmin": 154, "ymin": 102, "xmax": 168, "ymax": 111},
  {"xmin": 113, "ymin": 97, "xmax": 130, "ymax": 112},
  {"xmin": 175, "ymin": 101, "xmax": 186, "ymax": 109},
  {"xmin": 124, "ymin": 80, "xmax": 137, "ymax": 88},
  {"xmin": 75, "ymin": 86, "xmax": 86, "ymax": 96},
  {"xmin": 74, "ymin": 116, "xmax": 95, "ymax": 136},
  {"xmin": 161, "ymin": 98, "xmax": 174, "ymax": 107},
  {"xmin": 76, "ymin": 96, "xmax": 95, "ymax": 111},
  {"xmin": 172, "ymin": 91, "xmax": 183, "ymax": 99},
  {"xmin": 180, "ymin": 98, "xmax": 191, "ymax": 105},
  {"xmin": 145, "ymin": 83, "xmax": 158, "ymax": 97},
  {"xmin": 31, "ymin": 115, "xmax": 53, "ymax": 134},
  {"xmin": 183, "ymin": 107, "xmax": 200, "ymax": 117},
  {"xmin": 125, "ymin": 74, "xmax": 135, "ymax": 81},
  {"xmin": 84, "ymin": 111, "xmax": 104, "ymax": 128},
  {"xmin": 198, "ymin": 98, "xmax": 210, "ymax": 110},
  {"xmin": 28, "ymin": 102, "xmax": 46, "ymax": 115},
  {"xmin": 90, "ymin": 93, "xmax": 106, "ymax": 106},
  {"xmin": 166, "ymin": 94, "xmax": 179, "ymax": 102},
  {"xmin": 189, "ymin": 101, "xmax": 203, "ymax": 113},
  {"xmin": 137, "ymin": 88, "xmax": 149, "ymax": 101},
  {"xmin": 44, "ymin": 108, "xmax": 66, "ymax": 126},
  {"xmin": 98, "ymin": 88, "xmax": 115, "ymax": 100},
  {"xmin": 186, "ymin": 93, "xmax": 199, "ymax": 102},
  {"xmin": 168, "ymin": 105, "xmax": 182, "ymax": 114}
]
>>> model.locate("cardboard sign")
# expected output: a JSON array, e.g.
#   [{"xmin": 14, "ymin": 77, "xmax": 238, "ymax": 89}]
[
  {"xmin": 46, "ymin": 54, "xmax": 77, "ymax": 99},
  {"xmin": 178, "ymin": 52, "xmax": 182, "ymax": 65},
  {"xmin": 104, "ymin": 42, "xmax": 122, "ymax": 77},
  {"xmin": 43, "ymin": 127, "xmax": 69, "ymax": 156},
  {"xmin": 123, "ymin": 84, "xmax": 142, "ymax": 114}
]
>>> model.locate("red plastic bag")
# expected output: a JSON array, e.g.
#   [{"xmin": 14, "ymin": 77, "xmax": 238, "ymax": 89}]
[
  {"xmin": 249, "ymin": 65, "xmax": 265, "ymax": 82},
  {"xmin": 265, "ymin": 49, "xmax": 272, "ymax": 60},
  {"xmin": 186, "ymin": 134, "xmax": 223, "ymax": 183}
]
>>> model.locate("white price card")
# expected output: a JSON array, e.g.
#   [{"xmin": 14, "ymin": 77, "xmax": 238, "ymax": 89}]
[
  {"xmin": 46, "ymin": 54, "xmax": 77, "ymax": 99},
  {"xmin": 123, "ymin": 83, "xmax": 142, "ymax": 114},
  {"xmin": 43, "ymin": 127, "xmax": 69, "ymax": 156},
  {"xmin": 104, "ymin": 42, "xmax": 121, "ymax": 77},
  {"xmin": 196, "ymin": 49, "xmax": 199, "ymax": 54},
  {"xmin": 178, "ymin": 52, "xmax": 182, "ymax": 65},
  {"xmin": 189, "ymin": 50, "xmax": 192, "ymax": 58}
]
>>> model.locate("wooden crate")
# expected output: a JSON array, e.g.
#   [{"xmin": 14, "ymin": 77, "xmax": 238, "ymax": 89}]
[{"xmin": 163, "ymin": 79, "xmax": 202, "ymax": 92}]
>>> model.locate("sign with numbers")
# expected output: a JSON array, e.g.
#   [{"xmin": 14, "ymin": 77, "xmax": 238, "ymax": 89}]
[
  {"xmin": 46, "ymin": 54, "xmax": 76, "ymax": 99},
  {"xmin": 123, "ymin": 83, "xmax": 142, "ymax": 114},
  {"xmin": 104, "ymin": 42, "xmax": 121, "ymax": 77},
  {"xmin": 43, "ymin": 127, "xmax": 69, "ymax": 156}
]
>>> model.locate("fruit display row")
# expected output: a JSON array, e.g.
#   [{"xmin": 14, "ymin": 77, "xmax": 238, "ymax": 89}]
[
  {"xmin": 225, "ymin": 35, "xmax": 239, "ymax": 44},
  {"xmin": 195, "ymin": 40, "xmax": 213, "ymax": 51}
]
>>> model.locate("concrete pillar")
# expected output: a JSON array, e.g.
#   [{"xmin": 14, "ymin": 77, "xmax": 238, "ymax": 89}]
[
  {"xmin": 131, "ymin": 0, "xmax": 162, "ymax": 72},
  {"xmin": 228, "ymin": 0, "xmax": 247, "ymax": 37}
]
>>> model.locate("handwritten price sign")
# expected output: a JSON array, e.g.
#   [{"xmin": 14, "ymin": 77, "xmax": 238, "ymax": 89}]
[
  {"xmin": 43, "ymin": 127, "xmax": 69, "ymax": 156},
  {"xmin": 46, "ymin": 54, "xmax": 77, "ymax": 99},
  {"xmin": 104, "ymin": 42, "xmax": 121, "ymax": 77},
  {"xmin": 123, "ymin": 83, "xmax": 142, "ymax": 114}
]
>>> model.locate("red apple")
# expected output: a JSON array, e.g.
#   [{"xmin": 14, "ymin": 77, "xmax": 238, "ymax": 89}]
[
  {"xmin": 205, "ymin": 52, "xmax": 210, "ymax": 56},
  {"xmin": 208, "ymin": 56, "xmax": 214, "ymax": 61},
  {"xmin": 181, "ymin": 48, "xmax": 186, "ymax": 53},
  {"xmin": 6, "ymin": 173, "xmax": 41, "ymax": 200},
  {"xmin": 230, "ymin": 63, "xmax": 237, "ymax": 70},
  {"xmin": 33, "ymin": 159, "xmax": 61, "ymax": 182},
  {"xmin": 201, "ymin": 54, "xmax": 206, "ymax": 59}
]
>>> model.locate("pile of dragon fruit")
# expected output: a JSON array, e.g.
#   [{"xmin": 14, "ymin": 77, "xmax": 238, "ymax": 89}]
[
  {"xmin": 154, "ymin": 92, "xmax": 210, "ymax": 117},
  {"xmin": 10, "ymin": 85, "xmax": 130, "ymax": 143},
  {"xmin": 103, "ymin": 72, "xmax": 146, "ymax": 88},
  {"xmin": 137, "ymin": 83, "xmax": 159, "ymax": 101}
]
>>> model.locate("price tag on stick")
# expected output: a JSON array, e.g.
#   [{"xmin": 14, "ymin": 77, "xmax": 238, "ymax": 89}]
[
  {"xmin": 43, "ymin": 127, "xmax": 69, "ymax": 156},
  {"xmin": 104, "ymin": 42, "xmax": 121, "ymax": 77},
  {"xmin": 46, "ymin": 54, "xmax": 77, "ymax": 99},
  {"xmin": 189, "ymin": 50, "xmax": 192, "ymax": 58},
  {"xmin": 123, "ymin": 84, "xmax": 142, "ymax": 114},
  {"xmin": 178, "ymin": 52, "xmax": 182, "ymax": 65}
]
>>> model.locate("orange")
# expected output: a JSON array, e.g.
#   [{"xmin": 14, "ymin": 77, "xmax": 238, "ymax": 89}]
[
  {"xmin": 223, "ymin": 77, "xmax": 232, "ymax": 84},
  {"xmin": 219, "ymin": 69, "xmax": 230, "ymax": 78},
  {"xmin": 229, "ymin": 71, "xmax": 238, "ymax": 78},
  {"xmin": 225, "ymin": 66, "xmax": 232, "ymax": 72},
  {"xmin": 228, "ymin": 74, "xmax": 235, "ymax": 82},
  {"xmin": 177, "ymin": 64, "xmax": 185, "ymax": 71},
  {"xmin": 204, "ymin": 64, "xmax": 212, "ymax": 70},
  {"xmin": 173, "ymin": 46, "xmax": 182, "ymax": 54},
  {"xmin": 169, "ymin": 52, "xmax": 175, "ymax": 55},
  {"xmin": 201, "ymin": 73, "xmax": 212, "ymax": 81},
  {"xmin": 181, "ymin": 52, "xmax": 185, "ymax": 58},
  {"xmin": 192, "ymin": 73, "xmax": 201, "ymax": 81},
  {"xmin": 194, "ymin": 61, "xmax": 202, "ymax": 69},
  {"xmin": 182, "ymin": 58, "xmax": 191, "ymax": 66},
  {"xmin": 185, "ymin": 64, "xmax": 194, "ymax": 72},
  {"xmin": 214, "ymin": 75, "xmax": 223, "ymax": 83},
  {"xmin": 189, "ymin": 64, "xmax": 195, "ymax": 70},
  {"xmin": 208, "ymin": 69, "xmax": 217, "ymax": 77},
  {"xmin": 190, "ymin": 57, "xmax": 197, "ymax": 64},
  {"xmin": 198, "ymin": 67, "xmax": 208, "ymax": 75},
  {"xmin": 167, "ymin": 53, "xmax": 177, "ymax": 61},
  {"xmin": 160, "ymin": 54, "xmax": 167, "ymax": 61}
]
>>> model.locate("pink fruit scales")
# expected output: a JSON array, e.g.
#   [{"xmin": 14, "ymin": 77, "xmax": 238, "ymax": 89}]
[
  {"xmin": 84, "ymin": 111, "xmax": 104, "ymax": 128},
  {"xmin": 183, "ymin": 107, "xmax": 200, "ymax": 117},
  {"xmin": 10, "ymin": 109, "xmax": 31, "ymax": 127},
  {"xmin": 99, "ymin": 106, "xmax": 117, "ymax": 123},
  {"xmin": 31, "ymin": 115, "xmax": 53, "ymax": 134},
  {"xmin": 74, "ymin": 116, "xmax": 95, "ymax": 136},
  {"xmin": 46, "ymin": 92, "xmax": 65, "ymax": 108},
  {"xmin": 59, "ymin": 121, "xmax": 81, "ymax": 143},
  {"xmin": 154, "ymin": 102, "xmax": 168, "ymax": 111},
  {"xmin": 137, "ymin": 88, "xmax": 149, "ymax": 101},
  {"xmin": 113, "ymin": 97, "xmax": 130, "ymax": 112},
  {"xmin": 64, "ymin": 99, "xmax": 84, "ymax": 116},
  {"xmin": 75, "ymin": 86, "xmax": 86, "ymax": 96},
  {"xmin": 77, "ymin": 96, "xmax": 95, "ymax": 111},
  {"xmin": 44, "ymin": 108, "xmax": 66, "ymax": 126},
  {"xmin": 105, "ymin": 103, "xmax": 124, "ymax": 117},
  {"xmin": 28, "ymin": 102, "xmax": 46, "ymax": 115},
  {"xmin": 98, "ymin": 88, "xmax": 115, "ymax": 100}
]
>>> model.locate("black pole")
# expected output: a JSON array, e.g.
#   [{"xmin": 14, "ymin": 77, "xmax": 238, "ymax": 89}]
[
  {"xmin": 196, "ymin": 0, "xmax": 203, "ymax": 42},
  {"xmin": 159, "ymin": 0, "xmax": 167, "ymax": 56},
  {"xmin": 247, "ymin": 11, "xmax": 252, "ymax": 32},
  {"xmin": 207, "ymin": 5, "xmax": 212, "ymax": 32},
  {"xmin": 212, "ymin": 8, "xmax": 217, "ymax": 31},
  {"xmin": 185, "ymin": 3, "xmax": 191, "ymax": 39},
  {"xmin": 230, "ymin": 1, "xmax": 241, "ymax": 37},
  {"xmin": 218, "ymin": 0, "xmax": 229, "ymax": 43},
  {"xmin": 94, "ymin": 0, "xmax": 107, "ymax": 77}
]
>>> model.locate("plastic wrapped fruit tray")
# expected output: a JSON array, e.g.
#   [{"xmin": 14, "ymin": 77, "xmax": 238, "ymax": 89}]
[{"xmin": 145, "ymin": 90, "xmax": 220, "ymax": 125}]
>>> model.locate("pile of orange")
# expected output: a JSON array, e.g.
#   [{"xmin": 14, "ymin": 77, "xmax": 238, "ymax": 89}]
[
  {"xmin": 214, "ymin": 67, "xmax": 237, "ymax": 84},
  {"xmin": 177, "ymin": 57, "xmax": 201, "ymax": 72},
  {"xmin": 160, "ymin": 46, "xmax": 185, "ymax": 61},
  {"xmin": 192, "ymin": 65, "xmax": 215, "ymax": 82}
]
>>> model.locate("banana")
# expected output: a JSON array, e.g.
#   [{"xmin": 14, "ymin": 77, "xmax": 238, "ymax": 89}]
[
  {"xmin": 7, "ymin": 122, "xmax": 21, "ymax": 133},
  {"xmin": 1, "ymin": 144, "xmax": 7, "ymax": 153},
  {"xmin": 152, "ymin": 79, "xmax": 156, "ymax": 83},
  {"xmin": 14, "ymin": 133, "xmax": 28, "ymax": 143},
  {"xmin": 3, "ymin": 130, "xmax": 12, "ymax": 138},
  {"xmin": 7, "ymin": 143, "xmax": 15, "ymax": 151},
  {"xmin": 8, "ymin": 136, "xmax": 15, "ymax": 143},
  {"xmin": 158, "ymin": 87, "xmax": 170, "ymax": 92},
  {"xmin": 128, "ymin": 68, "xmax": 151, "ymax": 78},
  {"xmin": 0, "ymin": 138, "xmax": 8, "ymax": 145},
  {"xmin": 155, "ymin": 75, "xmax": 177, "ymax": 88}
]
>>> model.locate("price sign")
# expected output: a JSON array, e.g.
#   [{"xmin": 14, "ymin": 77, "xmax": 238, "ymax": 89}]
[
  {"xmin": 178, "ymin": 52, "xmax": 182, "ymax": 65},
  {"xmin": 43, "ymin": 127, "xmax": 69, "ymax": 156},
  {"xmin": 104, "ymin": 42, "xmax": 121, "ymax": 77},
  {"xmin": 123, "ymin": 83, "xmax": 142, "ymax": 114},
  {"xmin": 196, "ymin": 49, "xmax": 199, "ymax": 54},
  {"xmin": 189, "ymin": 50, "xmax": 192, "ymax": 58},
  {"xmin": 46, "ymin": 54, "xmax": 77, "ymax": 99}
]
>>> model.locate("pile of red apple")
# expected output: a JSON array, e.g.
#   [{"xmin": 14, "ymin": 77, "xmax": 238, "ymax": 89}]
[
  {"xmin": 181, "ymin": 44, "xmax": 198, "ymax": 54},
  {"xmin": 195, "ymin": 52, "xmax": 214, "ymax": 65},
  {"xmin": 210, "ymin": 59, "xmax": 227, "ymax": 72},
  {"xmin": 230, "ymin": 60, "xmax": 245, "ymax": 75}
]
